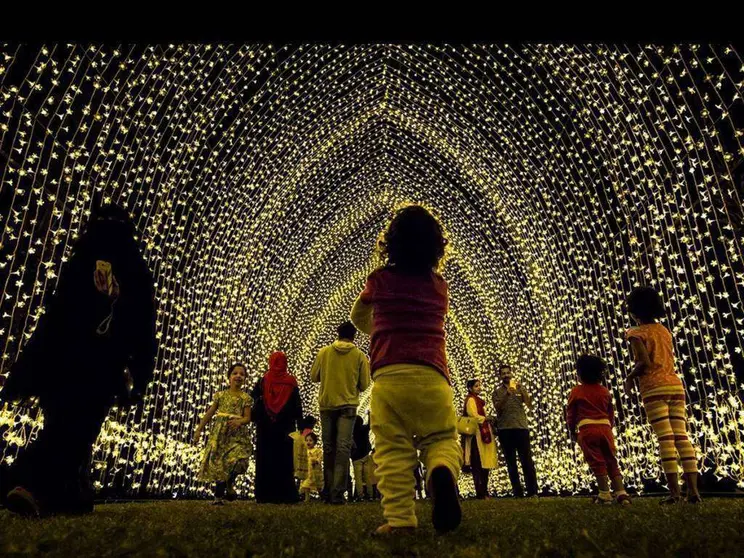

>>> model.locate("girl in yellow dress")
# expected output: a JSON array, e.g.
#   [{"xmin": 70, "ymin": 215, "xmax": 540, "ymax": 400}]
[
  {"xmin": 291, "ymin": 416, "xmax": 318, "ymax": 490},
  {"xmin": 193, "ymin": 364, "xmax": 253, "ymax": 504},
  {"xmin": 300, "ymin": 432, "xmax": 323, "ymax": 502}
]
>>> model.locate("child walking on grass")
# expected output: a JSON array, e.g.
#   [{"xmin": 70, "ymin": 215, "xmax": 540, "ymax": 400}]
[
  {"xmin": 351, "ymin": 204, "xmax": 462, "ymax": 536},
  {"xmin": 351, "ymin": 415, "xmax": 374, "ymax": 501},
  {"xmin": 194, "ymin": 363, "xmax": 253, "ymax": 504},
  {"xmin": 291, "ymin": 415, "xmax": 318, "ymax": 490},
  {"xmin": 300, "ymin": 432, "xmax": 323, "ymax": 502},
  {"xmin": 566, "ymin": 355, "xmax": 631, "ymax": 506}
]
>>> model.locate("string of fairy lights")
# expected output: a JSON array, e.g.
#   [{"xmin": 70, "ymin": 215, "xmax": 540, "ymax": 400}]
[{"xmin": 0, "ymin": 44, "xmax": 743, "ymax": 497}]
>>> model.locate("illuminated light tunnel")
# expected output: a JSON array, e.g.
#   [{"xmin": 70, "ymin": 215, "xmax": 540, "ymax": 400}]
[{"xmin": 1, "ymin": 44, "xmax": 743, "ymax": 497}]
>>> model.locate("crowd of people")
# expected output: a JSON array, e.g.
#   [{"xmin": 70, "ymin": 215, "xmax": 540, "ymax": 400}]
[{"xmin": 0, "ymin": 202, "xmax": 702, "ymax": 535}]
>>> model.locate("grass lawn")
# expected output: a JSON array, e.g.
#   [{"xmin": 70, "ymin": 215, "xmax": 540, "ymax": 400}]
[{"xmin": 1, "ymin": 497, "xmax": 742, "ymax": 557}]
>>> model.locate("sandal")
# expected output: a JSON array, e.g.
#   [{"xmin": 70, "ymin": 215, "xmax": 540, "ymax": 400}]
[
  {"xmin": 616, "ymin": 494, "xmax": 632, "ymax": 506},
  {"xmin": 371, "ymin": 524, "xmax": 416, "ymax": 537},
  {"xmin": 659, "ymin": 495, "xmax": 681, "ymax": 506},
  {"xmin": 5, "ymin": 487, "xmax": 41, "ymax": 518}
]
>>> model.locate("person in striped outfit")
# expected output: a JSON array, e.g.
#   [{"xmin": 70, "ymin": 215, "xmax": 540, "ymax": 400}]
[{"xmin": 624, "ymin": 287, "xmax": 701, "ymax": 505}]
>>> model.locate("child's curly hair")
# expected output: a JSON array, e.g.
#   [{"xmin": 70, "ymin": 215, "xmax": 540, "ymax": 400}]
[
  {"xmin": 377, "ymin": 205, "xmax": 448, "ymax": 274},
  {"xmin": 627, "ymin": 286, "xmax": 665, "ymax": 322},
  {"xmin": 576, "ymin": 354, "xmax": 605, "ymax": 385}
]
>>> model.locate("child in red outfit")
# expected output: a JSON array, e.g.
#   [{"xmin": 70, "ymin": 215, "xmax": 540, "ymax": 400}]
[{"xmin": 566, "ymin": 355, "xmax": 631, "ymax": 505}]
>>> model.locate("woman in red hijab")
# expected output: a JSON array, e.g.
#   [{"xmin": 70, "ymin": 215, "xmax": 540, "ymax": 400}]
[{"xmin": 251, "ymin": 351, "xmax": 303, "ymax": 503}]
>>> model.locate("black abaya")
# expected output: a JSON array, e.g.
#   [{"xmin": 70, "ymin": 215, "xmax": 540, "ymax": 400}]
[
  {"xmin": 0, "ymin": 209, "xmax": 157, "ymax": 514},
  {"xmin": 251, "ymin": 379, "xmax": 302, "ymax": 503}
]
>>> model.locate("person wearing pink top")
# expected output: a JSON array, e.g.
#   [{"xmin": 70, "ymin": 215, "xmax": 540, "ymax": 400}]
[{"xmin": 351, "ymin": 205, "xmax": 462, "ymax": 536}]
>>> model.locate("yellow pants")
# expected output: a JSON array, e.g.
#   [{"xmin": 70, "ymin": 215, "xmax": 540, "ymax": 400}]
[
  {"xmin": 370, "ymin": 365, "xmax": 462, "ymax": 528},
  {"xmin": 642, "ymin": 385, "xmax": 697, "ymax": 475}
]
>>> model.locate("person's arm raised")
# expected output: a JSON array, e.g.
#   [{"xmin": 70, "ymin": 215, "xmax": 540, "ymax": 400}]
[{"xmin": 350, "ymin": 296, "xmax": 373, "ymax": 335}]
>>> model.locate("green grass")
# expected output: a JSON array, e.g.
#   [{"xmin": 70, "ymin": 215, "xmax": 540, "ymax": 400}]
[{"xmin": 1, "ymin": 497, "xmax": 742, "ymax": 557}]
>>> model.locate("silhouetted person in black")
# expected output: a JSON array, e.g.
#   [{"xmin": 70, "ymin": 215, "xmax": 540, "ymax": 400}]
[
  {"xmin": 251, "ymin": 351, "xmax": 303, "ymax": 504},
  {"xmin": 0, "ymin": 203, "xmax": 157, "ymax": 517}
]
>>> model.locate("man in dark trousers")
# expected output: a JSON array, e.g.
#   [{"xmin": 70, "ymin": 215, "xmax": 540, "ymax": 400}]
[
  {"xmin": 311, "ymin": 321, "xmax": 371, "ymax": 504},
  {"xmin": 0, "ymin": 203, "xmax": 157, "ymax": 517},
  {"xmin": 492, "ymin": 364, "xmax": 539, "ymax": 498}
]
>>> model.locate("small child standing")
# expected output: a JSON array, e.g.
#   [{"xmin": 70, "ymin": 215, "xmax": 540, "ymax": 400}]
[
  {"xmin": 366, "ymin": 411, "xmax": 381, "ymax": 500},
  {"xmin": 624, "ymin": 287, "xmax": 701, "ymax": 504},
  {"xmin": 566, "ymin": 355, "xmax": 631, "ymax": 505},
  {"xmin": 351, "ymin": 415, "xmax": 373, "ymax": 500},
  {"xmin": 291, "ymin": 415, "xmax": 318, "ymax": 490},
  {"xmin": 194, "ymin": 363, "xmax": 253, "ymax": 504},
  {"xmin": 351, "ymin": 205, "xmax": 462, "ymax": 535},
  {"xmin": 300, "ymin": 432, "xmax": 323, "ymax": 502},
  {"xmin": 369, "ymin": 448, "xmax": 381, "ymax": 500}
]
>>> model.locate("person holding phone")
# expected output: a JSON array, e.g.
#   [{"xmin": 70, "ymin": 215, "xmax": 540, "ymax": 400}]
[
  {"xmin": 1, "ymin": 202, "xmax": 157, "ymax": 518},
  {"xmin": 492, "ymin": 364, "xmax": 539, "ymax": 498}
]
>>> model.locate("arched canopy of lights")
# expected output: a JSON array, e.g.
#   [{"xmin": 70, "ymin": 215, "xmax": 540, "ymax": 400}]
[{"xmin": 1, "ymin": 44, "xmax": 743, "ymax": 497}]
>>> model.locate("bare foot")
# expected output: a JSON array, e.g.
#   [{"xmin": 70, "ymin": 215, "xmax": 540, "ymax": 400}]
[{"xmin": 371, "ymin": 524, "xmax": 416, "ymax": 537}]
